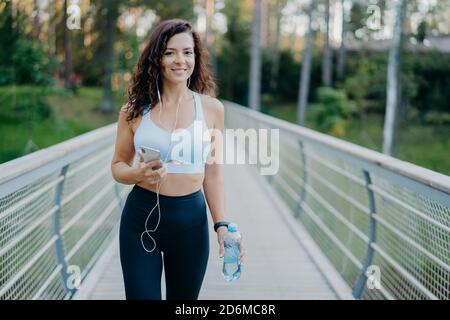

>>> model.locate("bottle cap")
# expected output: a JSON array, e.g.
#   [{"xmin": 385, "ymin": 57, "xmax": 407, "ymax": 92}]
[{"xmin": 228, "ymin": 223, "xmax": 238, "ymax": 232}]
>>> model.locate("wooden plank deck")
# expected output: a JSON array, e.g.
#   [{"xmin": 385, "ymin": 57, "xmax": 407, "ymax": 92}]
[{"xmin": 75, "ymin": 162, "xmax": 340, "ymax": 300}]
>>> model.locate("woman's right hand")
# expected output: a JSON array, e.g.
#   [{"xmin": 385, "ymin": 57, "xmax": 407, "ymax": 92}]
[{"xmin": 137, "ymin": 151, "xmax": 167, "ymax": 185}]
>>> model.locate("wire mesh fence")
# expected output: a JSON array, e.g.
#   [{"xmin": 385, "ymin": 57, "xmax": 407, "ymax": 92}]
[
  {"xmin": 225, "ymin": 102, "xmax": 450, "ymax": 300},
  {"xmin": 0, "ymin": 124, "xmax": 130, "ymax": 300},
  {"xmin": 1, "ymin": 103, "xmax": 448, "ymax": 300}
]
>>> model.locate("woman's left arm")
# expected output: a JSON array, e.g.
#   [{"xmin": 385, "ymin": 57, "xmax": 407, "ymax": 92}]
[{"xmin": 203, "ymin": 98, "xmax": 245, "ymax": 264}]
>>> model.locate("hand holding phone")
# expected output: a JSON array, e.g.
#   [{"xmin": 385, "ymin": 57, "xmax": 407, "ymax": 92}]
[
  {"xmin": 140, "ymin": 146, "xmax": 160, "ymax": 162},
  {"xmin": 139, "ymin": 146, "xmax": 162, "ymax": 169}
]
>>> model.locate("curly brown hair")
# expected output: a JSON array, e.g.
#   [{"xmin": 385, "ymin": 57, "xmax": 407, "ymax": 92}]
[{"xmin": 125, "ymin": 19, "xmax": 218, "ymax": 122}]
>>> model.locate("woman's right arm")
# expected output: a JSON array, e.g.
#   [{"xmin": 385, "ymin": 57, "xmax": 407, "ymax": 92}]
[
  {"xmin": 111, "ymin": 105, "xmax": 167, "ymax": 185},
  {"xmin": 111, "ymin": 105, "xmax": 143, "ymax": 184}
]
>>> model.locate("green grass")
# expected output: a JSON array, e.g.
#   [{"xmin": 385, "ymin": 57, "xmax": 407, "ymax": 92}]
[
  {"xmin": 264, "ymin": 103, "xmax": 450, "ymax": 176},
  {"xmin": 0, "ymin": 85, "xmax": 126, "ymax": 164}
]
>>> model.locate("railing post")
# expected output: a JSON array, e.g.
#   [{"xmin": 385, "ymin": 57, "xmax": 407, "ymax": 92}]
[
  {"xmin": 295, "ymin": 140, "xmax": 307, "ymax": 218},
  {"xmin": 53, "ymin": 164, "xmax": 73, "ymax": 297},
  {"xmin": 353, "ymin": 170, "xmax": 377, "ymax": 299}
]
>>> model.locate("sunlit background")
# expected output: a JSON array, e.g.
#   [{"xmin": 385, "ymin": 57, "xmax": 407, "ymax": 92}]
[{"xmin": 0, "ymin": 0, "xmax": 449, "ymax": 174}]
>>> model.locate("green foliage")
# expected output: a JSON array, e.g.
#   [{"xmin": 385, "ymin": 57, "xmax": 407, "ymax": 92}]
[
  {"xmin": 404, "ymin": 51, "xmax": 450, "ymax": 116},
  {"xmin": 266, "ymin": 102, "xmax": 450, "ymax": 175},
  {"xmin": 0, "ymin": 86, "xmax": 54, "ymax": 124},
  {"xmin": 423, "ymin": 111, "xmax": 450, "ymax": 125},
  {"xmin": 262, "ymin": 49, "xmax": 300, "ymax": 103},
  {"xmin": 216, "ymin": 0, "xmax": 251, "ymax": 105},
  {"xmin": 344, "ymin": 113, "xmax": 450, "ymax": 175},
  {"xmin": 339, "ymin": 50, "xmax": 450, "ymax": 119},
  {"xmin": 0, "ymin": 85, "xmax": 55, "ymax": 157},
  {"xmin": 241, "ymin": 47, "xmax": 323, "ymax": 107},
  {"xmin": 149, "ymin": 0, "xmax": 194, "ymax": 21},
  {"xmin": 341, "ymin": 52, "xmax": 387, "ymax": 112},
  {"xmin": 0, "ymin": 86, "xmax": 121, "ymax": 163},
  {"xmin": 416, "ymin": 21, "xmax": 427, "ymax": 43},
  {"xmin": 0, "ymin": 3, "xmax": 55, "ymax": 86},
  {"xmin": 116, "ymin": 32, "xmax": 141, "ymax": 74},
  {"xmin": 311, "ymin": 87, "xmax": 357, "ymax": 137},
  {"xmin": 273, "ymin": 50, "xmax": 299, "ymax": 101}
]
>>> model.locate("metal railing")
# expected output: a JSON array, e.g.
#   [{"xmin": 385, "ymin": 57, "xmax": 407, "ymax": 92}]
[
  {"xmin": 224, "ymin": 101, "xmax": 450, "ymax": 300},
  {"xmin": 1, "ymin": 101, "xmax": 448, "ymax": 300},
  {"xmin": 0, "ymin": 124, "xmax": 130, "ymax": 299}
]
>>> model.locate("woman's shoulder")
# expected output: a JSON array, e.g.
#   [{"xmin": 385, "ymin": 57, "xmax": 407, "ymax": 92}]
[
  {"xmin": 197, "ymin": 92, "xmax": 224, "ymax": 115},
  {"xmin": 119, "ymin": 103, "xmax": 144, "ymax": 133},
  {"xmin": 196, "ymin": 93, "xmax": 224, "ymax": 129}
]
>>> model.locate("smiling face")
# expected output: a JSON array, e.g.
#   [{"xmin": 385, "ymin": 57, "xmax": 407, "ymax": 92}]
[{"xmin": 160, "ymin": 32, "xmax": 196, "ymax": 85}]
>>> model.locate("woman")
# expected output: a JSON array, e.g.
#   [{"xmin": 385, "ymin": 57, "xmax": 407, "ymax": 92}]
[{"xmin": 111, "ymin": 19, "xmax": 244, "ymax": 300}]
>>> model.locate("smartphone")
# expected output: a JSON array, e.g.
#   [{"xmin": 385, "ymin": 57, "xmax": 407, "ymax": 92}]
[{"xmin": 140, "ymin": 146, "xmax": 161, "ymax": 166}]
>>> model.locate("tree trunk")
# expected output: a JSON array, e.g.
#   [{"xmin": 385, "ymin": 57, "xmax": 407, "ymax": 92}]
[
  {"xmin": 297, "ymin": 4, "xmax": 314, "ymax": 126},
  {"xmin": 63, "ymin": 0, "xmax": 72, "ymax": 89},
  {"xmin": 337, "ymin": 0, "xmax": 348, "ymax": 80},
  {"xmin": 10, "ymin": 0, "xmax": 17, "ymax": 18},
  {"xmin": 249, "ymin": 0, "xmax": 262, "ymax": 111},
  {"xmin": 47, "ymin": 0, "xmax": 56, "ymax": 56},
  {"xmin": 100, "ymin": 0, "xmax": 119, "ymax": 113},
  {"xmin": 270, "ymin": 0, "xmax": 283, "ymax": 92},
  {"xmin": 322, "ymin": 0, "xmax": 332, "ymax": 87},
  {"xmin": 33, "ymin": 0, "xmax": 41, "ymax": 39},
  {"xmin": 382, "ymin": 0, "xmax": 406, "ymax": 156},
  {"xmin": 205, "ymin": 0, "xmax": 217, "ymax": 77}
]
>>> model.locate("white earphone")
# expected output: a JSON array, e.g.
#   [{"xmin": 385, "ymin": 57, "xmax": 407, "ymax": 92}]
[{"xmin": 140, "ymin": 78, "xmax": 186, "ymax": 253}]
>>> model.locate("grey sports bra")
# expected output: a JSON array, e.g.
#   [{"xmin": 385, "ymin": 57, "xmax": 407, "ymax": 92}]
[{"xmin": 133, "ymin": 91, "xmax": 212, "ymax": 174}]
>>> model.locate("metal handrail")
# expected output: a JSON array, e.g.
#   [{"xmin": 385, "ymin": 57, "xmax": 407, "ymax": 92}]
[
  {"xmin": 0, "ymin": 124, "xmax": 130, "ymax": 299},
  {"xmin": 225, "ymin": 102, "xmax": 450, "ymax": 196},
  {"xmin": 1, "ymin": 101, "xmax": 448, "ymax": 300},
  {"xmin": 224, "ymin": 101, "xmax": 450, "ymax": 300}
]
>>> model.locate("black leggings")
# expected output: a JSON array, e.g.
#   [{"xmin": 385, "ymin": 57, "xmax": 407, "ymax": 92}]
[{"xmin": 119, "ymin": 185, "xmax": 209, "ymax": 300}]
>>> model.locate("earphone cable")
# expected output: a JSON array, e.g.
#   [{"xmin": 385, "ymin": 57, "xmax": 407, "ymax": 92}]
[{"xmin": 140, "ymin": 88, "xmax": 187, "ymax": 253}]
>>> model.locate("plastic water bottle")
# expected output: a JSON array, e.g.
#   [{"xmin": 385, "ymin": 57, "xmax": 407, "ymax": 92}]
[{"xmin": 222, "ymin": 223, "xmax": 241, "ymax": 282}]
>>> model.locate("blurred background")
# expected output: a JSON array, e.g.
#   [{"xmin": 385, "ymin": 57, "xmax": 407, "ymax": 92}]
[{"xmin": 0, "ymin": 0, "xmax": 449, "ymax": 174}]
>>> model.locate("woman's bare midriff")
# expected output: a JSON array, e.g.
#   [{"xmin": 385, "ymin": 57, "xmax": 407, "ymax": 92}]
[{"xmin": 136, "ymin": 173, "xmax": 204, "ymax": 196}]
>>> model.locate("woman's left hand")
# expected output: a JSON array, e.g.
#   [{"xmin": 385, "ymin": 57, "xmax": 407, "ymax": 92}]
[{"xmin": 217, "ymin": 226, "xmax": 246, "ymax": 265}]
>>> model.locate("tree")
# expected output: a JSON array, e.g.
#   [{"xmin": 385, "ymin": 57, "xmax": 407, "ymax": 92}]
[
  {"xmin": 382, "ymin": 0, "xmax": 406, "ymax": 156},
  {"xmin": 322, "ymin": 0, "xmax": 332, "ymax": 87},
  {"xmin": 217, "ymin": 0, "xmax": 250, "ymax": 104},
  {"xmin": 297, "ymin": 2, "xmax": 314, "ymax": 126},
  {"xmin": 204, "ymin": 0, "xmax": 218, "ymax": 77},
  {"xmin": 337, "ymin": 0, "xmax": 350, "ymax": 80},
  {"xmin": 249, "ymin": 0, "xmax": 262, "ymax": 111},
  {"xmin": 269, "ymin": 0, "xmax": 286, "ymax": 92},
  {"xmin": 0, "ymin": 1, "xmax": 18, "ymax": 84},
  {"xmin": 97, "ymin": 0, "xmax": 193, "ymax": 113},
  {"xmin": 33, "ymin": 0, "xmax": 42, "ymax": 39},
  {"xmin": 147, "ymin": 0, "xmax": 193, "ymax": 22},
  {"xmin": 0, "ymin": 1, "xmax": 53, "ymax": 85},
  {"xmin": 63, "ymin": 0, "xmax": 72, "ymax": 89},
  {"xmin": 99, "ymin": 0, "xmax": 120, "ymax": 113},
  {"xmin": 47, "ymin": 0, "xmax": 57, "ymax": 56},
  {"xmin": 348, "ymin": 1, "xmax": 366, "ymax": 39},
  {"xmin": 416, "ymin": 20, "xmax": 426, "ymax": 43}
]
